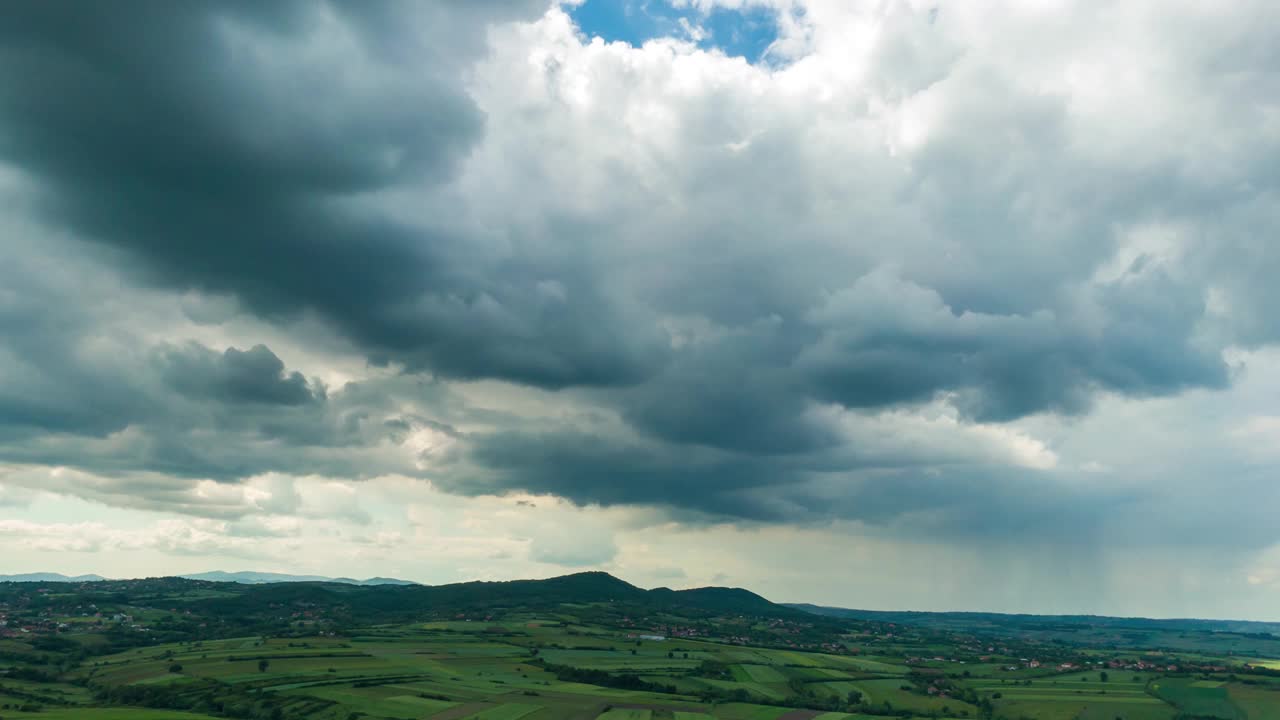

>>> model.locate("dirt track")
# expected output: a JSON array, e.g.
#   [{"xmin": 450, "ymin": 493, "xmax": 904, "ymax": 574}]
[{"xmin": 774, "ymin": 711, "xmax": 823, "ymax": 720}]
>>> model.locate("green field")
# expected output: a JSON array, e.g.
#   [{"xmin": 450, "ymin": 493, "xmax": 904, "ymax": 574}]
[
  {"xmin": 1152, "ymin": 677, "xmax": 1245, "ymax": 720},
  {"xmin": 0, "ymin": 575, "xmax": 1276, "ymax": 720},
  {"xmin": 1226, "ymin": 683, "xmax": 1280, "ymax": 720},
  {"xmin": 972, "ymin": 672, "xmax": 1177, "ymax": 720},
  {"xmin": 66, "ymin": 625, "xmax": 907, "ymax": 717},
  {"xmin": 465, "ymin": 703, "xmax": 544, "ymax": 719},
  {"xmin": 598, "ymin": 710, "xmax": 653, "ymax": 720}
]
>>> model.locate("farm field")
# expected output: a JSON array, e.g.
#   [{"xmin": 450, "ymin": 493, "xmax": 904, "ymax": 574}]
[
  {"xmin": 0, "ymin": 574, "xmax": 1275, "ymax": 720},
  {"xmin": 72, "ymin": 625, "xmax": 924, "ymax": 719},
  {"xmin": 65, "ymin": 621, "xmax": 1230, "ymax": 720},
  {"xmin": 1151, "ymin": 677, "xmax": 1245, "ymax": 720},
  {"xmin": 1227, "ymin": 683, "xmax": 1280, "ymax": 720},
  {"xmin": 972, "ymin": 673, "xmax": 1176, "ymax": 720}
]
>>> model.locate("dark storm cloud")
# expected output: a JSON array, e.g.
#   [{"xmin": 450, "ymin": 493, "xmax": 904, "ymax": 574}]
[
  {"xmin": 450, "ymin": 429, "xmax": 791, "ymax": 519},
  {"xmin": 445, "ymin": 421, "xmax": 1280, "ymax": 548},
  {"xmin": 442, "ymin": 426, "xmax": 1147, "ymax": 543},
  {"xmin": 782, "ymin": 468, "xmax": 1129, "ymax": 542},
  {"xmin": 796, "ymin": 268, "xmax": 1228, "ymax": 422},
  {"xmin": 2, "ymin": 0, "xmax": 1279, "ymax": 551},
  {"xmin": 158, "ymin": 344, "xmax": 320, "ymax": 406},
  {"xmin": 0, "ymin": 0, "xmax": 662, "ymax": 390},
  {"xmin": 0, "ymin": 1, "xmax": 1234, "ymax": 427},
  {"xmin": 617, "ymin": 319, "xmax": 838, "ymax": 455},
  {"xmin": 0, "ymin": 256, "xmax": 151, "ymax": 440},
  {"xmin": 0, "ymin": 247, "xmax": 458, "ymax": 484}
]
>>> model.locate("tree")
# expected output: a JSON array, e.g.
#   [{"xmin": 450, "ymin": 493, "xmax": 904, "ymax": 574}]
[
  {"xmin": 847, "ymin": 690, "xmax": 863, "ymax": 706},
  {"xmin": 258, "ymin": 659, "xmax": 270, "ymax": 673},
  {"xmin": 1100, "ymin": 671, "xmax": 1109, "ymax": 683},
  {"xmin": 168, "ymin": 663, "xmax": 182, "ymax": 673}
]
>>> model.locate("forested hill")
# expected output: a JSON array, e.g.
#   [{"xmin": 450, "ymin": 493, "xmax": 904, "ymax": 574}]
[
  {"xmin": 189, "ymin": 571, "xmax": 806, "ymax": 622},
  {"xmin": 0, "ymin": 571, "xmax": 816, "ymax": 627}
]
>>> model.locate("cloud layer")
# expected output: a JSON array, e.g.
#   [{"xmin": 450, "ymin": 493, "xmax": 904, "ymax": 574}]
[{"xmin": 1, "ymin": 0, "xmax": 1279, "ymax": 616}]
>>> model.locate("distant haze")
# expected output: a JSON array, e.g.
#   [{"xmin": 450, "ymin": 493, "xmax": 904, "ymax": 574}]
[
  {"xmin": 179, "ymin": 572, "xmax": 417, "ymax": 586},
  {"xmin": 0, "ymin": 573, "xmax": 107, "ymax": 583},
  {"xmin": 0, "ymin": 572, "xmax": 415, "ymax": 586}
]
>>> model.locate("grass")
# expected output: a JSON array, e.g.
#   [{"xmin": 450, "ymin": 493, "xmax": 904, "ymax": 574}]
[
  {"xmin": 598, "ymin": 710, "xmax": 653, "ymax": 720},
  {"xmin": 1152, "ymin": 677, "xmax": 1245, "ymax": 720},
  {"xmin": 979, "ymin": 672, "xmax": 1176, "ymax": 720},
  {"xmin": 1226, "ymin": 683, "xmax": 1280, "ymax": 720},
  {"xmin": 996, "ymin": 699, "xmax": 1173, "ymax": 720},
  {"xmin": 10, "ymin": 611, "xmax": 1269, "ymax": 720},
  {"xmin": 710, "ymin": 704, "xmax": 795, "ymax": 720},
  {"xmin": 466, "ymin": 703, "xmax": 545, "ymax": 719},
  {"xmin": 737, "ymin": 665, "xmax": 788, "ymax": 683},
  {"xmin": 852, "ymin": 678, "xmax": 979, "ymax": 714}
]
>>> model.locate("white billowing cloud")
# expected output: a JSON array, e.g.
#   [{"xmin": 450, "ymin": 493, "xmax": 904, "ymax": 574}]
[
  {"xmin": 0, "ymin": 520, "xmax": 114, "ymax": 553},
  {"xmin": 398, "ymin": 1, "xmax": 1249, "ymax": 513},
  {"xmin": 811, "ymin": 401, "xmax": 1059, "ymax": 470},
  {"xmin": 0, "ymin": 517, "xmax": 273, "ymax": 558},
  {"xmin": 1246, "ymin": 545, "xmax": 1280, "ymax": 589},
  {"xmin": 0, "ymin": 467, "xmax": 311, "ymax": 520}
]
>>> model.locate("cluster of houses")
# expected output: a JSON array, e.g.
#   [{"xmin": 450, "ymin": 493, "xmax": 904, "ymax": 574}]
[
  {"xmin": 1106, "ymin": 657, "xmax": 1228, "ymax": 673},
  {"xmin": 907, "ymin": 655, "xmax": 973, "ymax": 666},
  {"xmin": 624, "ymin": 621, "xmax": 703, "ymax": 639},
  {"xmin": 0, "ymin": 614, "xmax": 71, "ymax": 637},
  {"xmin": 0, "ymin": 602, "xmax": 151, "ymax": 638}
]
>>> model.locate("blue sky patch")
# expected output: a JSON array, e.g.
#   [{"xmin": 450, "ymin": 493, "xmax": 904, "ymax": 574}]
[{"xmin": 568, "ymin": 0, "xmax": 780, "ymax": 63}]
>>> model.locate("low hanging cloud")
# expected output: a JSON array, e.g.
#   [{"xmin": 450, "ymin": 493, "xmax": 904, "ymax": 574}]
[
  {"xmin": 0, "ymin": 0, "xmax": 1279, "ymax": 560},
  {"xmin": 158, "ymin": 344, "xmax": 322, "ymax": 407}
]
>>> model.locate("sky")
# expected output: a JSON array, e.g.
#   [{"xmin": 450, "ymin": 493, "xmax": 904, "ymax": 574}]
[{"xmin": 0, "ymin": 0, "xmax": 1279, "ymax": 620}]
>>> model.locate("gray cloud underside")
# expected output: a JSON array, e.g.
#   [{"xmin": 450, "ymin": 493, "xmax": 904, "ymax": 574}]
[
  {"xmin": 0, "ymin": 0, "xmax": 655, "ymax": 389},
  {"xmin": 2, "ymin": 1, "xmax": 1280, "ymax": 546}
]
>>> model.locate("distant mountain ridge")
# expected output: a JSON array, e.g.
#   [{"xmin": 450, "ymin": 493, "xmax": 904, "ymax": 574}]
[
  {"xmin": 0, "ymin": 571, "xmax": 416, "ymax": 586},
  {"xmin": 179, "ymin": 571, "xmax": 418, "ymax": 586},
  {"xmin": 4, "ymin": 572, "xmax": 1272, "ymax": 631},
  {"xmin": 785, "ymin": 603, "xmax": 1280, "ymax": 636},
  {"xmin": 0, "ymin": 572, "xmax": 106, "ymax": 583}
]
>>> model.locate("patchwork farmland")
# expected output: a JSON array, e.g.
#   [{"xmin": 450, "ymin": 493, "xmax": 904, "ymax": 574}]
[{"xmin": 0, "ymin": 574, "xmax": 1276, "ymax": 719}]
